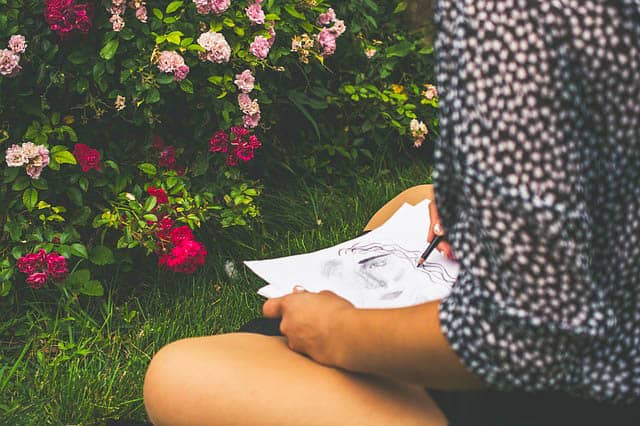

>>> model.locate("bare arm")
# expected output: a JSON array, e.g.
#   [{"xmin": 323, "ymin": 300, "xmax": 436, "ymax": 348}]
[
  {"xmin": 336, "ymin": 300, "xmax": 483, "ymax": 389},
  {"xmin": 263, "ymin": 291, "xmax": 483, "ymax": 390}
]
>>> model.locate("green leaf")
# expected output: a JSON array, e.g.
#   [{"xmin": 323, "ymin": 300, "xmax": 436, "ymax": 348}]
[
  {"xmin": 70, "ymin": 243, "xmax": 88, "ymax": 259},
  {"xmin": 79, "ymin": 176, "xmax": 89, "ymax": 192},
  {"xmin": 52, "ymin": 150, "xmax": 77, "ymax": 165},
  {"xmin": 143, "ymin": 214, "xmax": 158, "ymax": 222},
  {"xmin": 152, "ymin": 8, "xmax": 163, "ymax": 19},
  {"xmin": 147, "ymin": 88, "xmax": 161, "ymax": 104},
  {"xmin": 385, "ymin": 41, "xmax": 414, "ymax": 58},
  {"xmin": 23, "ymin": 188, "xmax": 38, "ymax": 211},
  {"xmin": 80, "ymin": 280, "xmax": 104, "ymax": 297},
  {"xmin": 393, "ymin": 1, "xmax": 407, "ymax": 13},
  {"xmin": 31, "ymin": 178, "xmax": 48, "ymax": 190},
  {"xmin": 138, "ymin": 163, "xmax": 157, "ymax": 176},
  {"xmin": 67, "ymin": 50, "xmax": 88, "ymax": 65},
  {"xmin": 0, "ymin": 281, "xmax": 13, "ymax": 297},
  {"xmin": 100, "ymin": 39, "xmax": 119, "ymax": 60},
  {"xmin": 66, "ymin": 187, "xmax": 83, "ymax": 207},
  {"xmin": 165, "ymin": 0, "xmax": 183, "ymax": 14},
  {"xmin": 89, "ymin": 245, "xmax": 115, "ymax": 265},
  {"xmin": 284, "ymin": 4, "xmax": 305, "ymax": 19},
  {"xmin": 144, "ymin": 196, "xmax": 157, "ymax": 212},
  {"xmin": 13, "ymin": 176, "xmax": 31, "ymax": 191},
  {"xmin": 3, "ymin": 167, "xmax": 19, "ymax": 183},
  {"xmin": 156, "ymin": 73, "xmax": 175, "ymax": 85},
  {"xmin": 179, "ymin": 79, "xmax": 194, "ymax": 94},
  {"xmin": 167, "ymin": 32, "xmax": 181, "ymax": 45}
]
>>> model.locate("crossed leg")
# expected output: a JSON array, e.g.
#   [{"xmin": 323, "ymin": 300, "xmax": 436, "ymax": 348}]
[{"xmin": 143, "ymin": 185, "xmax": 446, "ymax": 425}]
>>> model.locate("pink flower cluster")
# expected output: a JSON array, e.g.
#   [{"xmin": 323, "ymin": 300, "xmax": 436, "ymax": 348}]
[
  {"xmin": 108, "ymin": 0, "xmax": 147, "ymax": 32},
  {"xmin": 157, "ymin": 224, "xmax": 207, "ymax": 274},
  {"xmin": 5, "ymin": 142, "xmax": 50, "ymax": 179},
  {"xmin": 422, "ymin": 84, "xmax": 438, "ymax": 100},
  {"xmin": 44, "ymin": 0, "xmax": 94, "ymax": 38},
  {"xmin": 316, "ymin": 8, "xmax": 346, "ymax": 57},
  {"xmin": 410, "ymin": 119, "xmax": 428, "ymax": 148},
  {"xmin": 245, "ymin": 0, "xmax": 265, "ymax": 25},
  {"xmin": 197, "ymin": 31, "xmax": 231, "ymax": 64},
  {"xmin": 209, "ymin": 127, "xmax": 262, "ymax": 166},
  {"xmin": 73, "ymin": 143, "xmax": 101, "ymax": 172},
  {"xmin": 156, "ymin": 50, "xmax": 190, "ymax": 82},
  {"xmin": 238, "ymin": 93, "xmax": 261, "ymax": 128},
  {"xmin": 0, "ymin": 35, "xmax": 26, "ymax": 78},
  {"xmin": 17, "ymin": 250, "xmax": 68, "ymax": 289},
  {"xmin": 193, "ymin": 0, "xmax": 229, "ymax": 15}
]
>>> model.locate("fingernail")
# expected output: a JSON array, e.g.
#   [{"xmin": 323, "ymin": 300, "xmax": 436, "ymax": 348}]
[
  {"xmin": 293, "ymin": 285, "xmax": 306, "ymax": 293},
  {"xmin": 434, "ymin": 223, "xmax": 444, "ymax": 236}
]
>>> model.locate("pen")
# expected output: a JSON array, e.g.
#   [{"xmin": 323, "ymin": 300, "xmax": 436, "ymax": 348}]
[{"xmin": 417, "ymin": 235, "xmax": 445, "ymax": 267}]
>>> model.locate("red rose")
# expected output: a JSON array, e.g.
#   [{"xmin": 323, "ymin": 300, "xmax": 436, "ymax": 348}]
[
  {"xmin": 26, "ymin": 272, "xmax": 48, "ymax": 289},
  {"xmin": 45, "ymin": 252, "xmax": 68, "ymax": 281},
  {"xmin": 147, "ymin": 186, "xmax": 169, "ymax": 204},
  {"xmin": 209, "ymin": 130, "xmax": 229, "ymax": 153},
  {"xmin": 235, "ymin": 141, "xmax": 255, "ymax": 162},
  {"xmin": 73, "ymin": 143, "xmax": 101, "ymax": 172},
  {"xmin": 169, "ymin": 226, "xmax": 194, "ymax": 246},
  {"xmin": 159, "ymin": 146, "xmax": 177, "ymax": 169}
]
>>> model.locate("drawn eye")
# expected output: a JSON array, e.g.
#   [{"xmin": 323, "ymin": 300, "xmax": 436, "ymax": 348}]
[{"xmin": 366, "ymin": 258, "xmax": 387, "ymax": 268}]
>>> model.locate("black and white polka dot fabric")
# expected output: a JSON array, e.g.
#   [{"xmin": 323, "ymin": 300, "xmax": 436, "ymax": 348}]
[{"xmin": 433, "ymin": 1, "xmax": 640, "ymax": 403}]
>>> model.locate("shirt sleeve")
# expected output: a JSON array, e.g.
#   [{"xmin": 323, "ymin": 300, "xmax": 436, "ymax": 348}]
[{"xmin": 433, "ymin": 1, "xmax": 614, "ymax": 397}]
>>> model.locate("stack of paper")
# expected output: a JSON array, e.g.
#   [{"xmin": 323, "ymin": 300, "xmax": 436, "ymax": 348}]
[{"xmin": 244, "ymin": 199, "xmax": 459, "ymax": 309}]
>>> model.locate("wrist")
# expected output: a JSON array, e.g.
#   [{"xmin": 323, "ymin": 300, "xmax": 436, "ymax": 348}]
[{"xmin": 331, "ymin": 305, "xmax": 360, "ymax": 370}]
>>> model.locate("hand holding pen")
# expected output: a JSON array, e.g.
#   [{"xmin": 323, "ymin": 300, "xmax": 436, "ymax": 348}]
[{"xmin": 417, "ymin": 198, "xmax": 455, "ymax": 267}]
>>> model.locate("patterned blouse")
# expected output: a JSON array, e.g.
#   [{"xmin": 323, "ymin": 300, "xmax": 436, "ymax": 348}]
[{"xmin": 433, "ymin": 0, "xmax": 640, "ymax": 403}]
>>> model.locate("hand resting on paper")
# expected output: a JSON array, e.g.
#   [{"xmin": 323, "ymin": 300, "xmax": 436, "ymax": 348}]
[
  {"xmin": 427, "ymin": 198, "xmax": 455, "ymax": 260},
  {"xmin": 263, "ymin": 288, "xmax": 354, "ymax": 366}
]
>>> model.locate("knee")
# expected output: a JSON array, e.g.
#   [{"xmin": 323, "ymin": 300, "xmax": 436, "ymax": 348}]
[{"xmin": 143, "ymin": 338, "xmax": 202, "ymax": 425}]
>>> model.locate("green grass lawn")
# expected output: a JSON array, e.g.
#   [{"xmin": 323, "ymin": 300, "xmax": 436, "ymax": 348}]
[{"xmin": 0, "ymin": 164, "xmax": 431, "ymax": 425}]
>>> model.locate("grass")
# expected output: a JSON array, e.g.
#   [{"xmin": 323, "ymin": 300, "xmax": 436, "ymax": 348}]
[{"xmin": 0, "ymin": 163, "xmax": 431, "ymax": 425}]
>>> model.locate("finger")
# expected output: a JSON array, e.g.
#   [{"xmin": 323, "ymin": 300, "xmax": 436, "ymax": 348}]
[
  {"xmin": 428, "ymin": 202, "xmax": 445, "ymax": 242},
  {"xmin": 263, "ymin": 297, "xmax": 285, "ymax": 318},
  {"xmin": 437, "ymin": 241, "xmax": 455, "ymax": 260}
]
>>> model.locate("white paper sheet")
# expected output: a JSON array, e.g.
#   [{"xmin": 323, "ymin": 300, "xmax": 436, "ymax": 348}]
[{"xmin": 244, "ymin": 199, "xmax": 459, "ymax": 309}]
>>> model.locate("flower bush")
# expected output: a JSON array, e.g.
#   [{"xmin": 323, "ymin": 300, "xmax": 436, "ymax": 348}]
[{"xmin": 0, "ymin": 0, "xmax": 357, "ymax": 297}]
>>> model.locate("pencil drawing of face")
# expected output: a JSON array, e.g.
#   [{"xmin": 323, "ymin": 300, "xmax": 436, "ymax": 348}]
[{"xmin": 319, "ymin": 242, "xmax": 455, "ymax": 306}]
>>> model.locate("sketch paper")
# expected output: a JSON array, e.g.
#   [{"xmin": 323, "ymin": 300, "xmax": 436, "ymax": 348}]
[{"xmin": 244, "ymin": 200, "xmax": 459, "ymax": 309}]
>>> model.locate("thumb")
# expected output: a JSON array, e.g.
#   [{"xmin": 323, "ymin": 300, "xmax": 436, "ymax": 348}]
[{"xmin": 263, "ymin": 297, "xmax": 285, "ymax": 318}]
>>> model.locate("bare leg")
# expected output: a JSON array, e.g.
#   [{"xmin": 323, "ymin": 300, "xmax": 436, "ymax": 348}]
[
  {"xmin": 144, "ymin": 333, "xmax": 446, "ymax": 425},
  {"xmin": 144, "ymin": 184, "xmax": 446, "ymax": 425},
  {"xmin": 364, "ymin": 185, "xmax": 434, "ymax": 231}
]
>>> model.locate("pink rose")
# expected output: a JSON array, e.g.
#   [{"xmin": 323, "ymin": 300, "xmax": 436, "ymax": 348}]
[
  {"xmin": 234, "ymin": 69, "xmax": 255, "ymax": 93},
  {"xmin": 317, "ymin": 28, "xmax": 337, "ymax": 56},
  {"xmin": 135, "ymin": 6, "xmax": 148, "ymax": 23},
  {"xmin": 249, "ymin": 35, "xmax": 270, "ymax": 59},
  {"xmin": 0, "ymin": 48, "xmax": 21, "ymax": 77},
  {"xmin": 198, "ymin": 31, "xmax": 231, "ymax": 63},
  {"xmin": 109, "ymin": 14, "xmax": 125, "ymax": 32},
  {"xmin": 210, "ymin": 0, "xmax": 230, "ymax": 14},
  {"xmin": 317, "ymin": 8, "xmax": 336, "ymax": 26},
  {"xmin": 243, "ymin": 112, "xmax": 260, "ymax": 129},
  {"xmin": 8, "ymin": 35, "xmax": 27, "ymax": 54},
  {"xmin": 173, "ymin": 64, "xmax": 190, "ymax": 82},
  {"xmin": 245, "ymin": 1, "xmax": 265, "ymax": 25}
]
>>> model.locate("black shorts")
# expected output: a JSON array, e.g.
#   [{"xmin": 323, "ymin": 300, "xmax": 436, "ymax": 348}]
[{"xmin": 239, "ymin": 318, "xmax": 640, "ymax": 426}]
